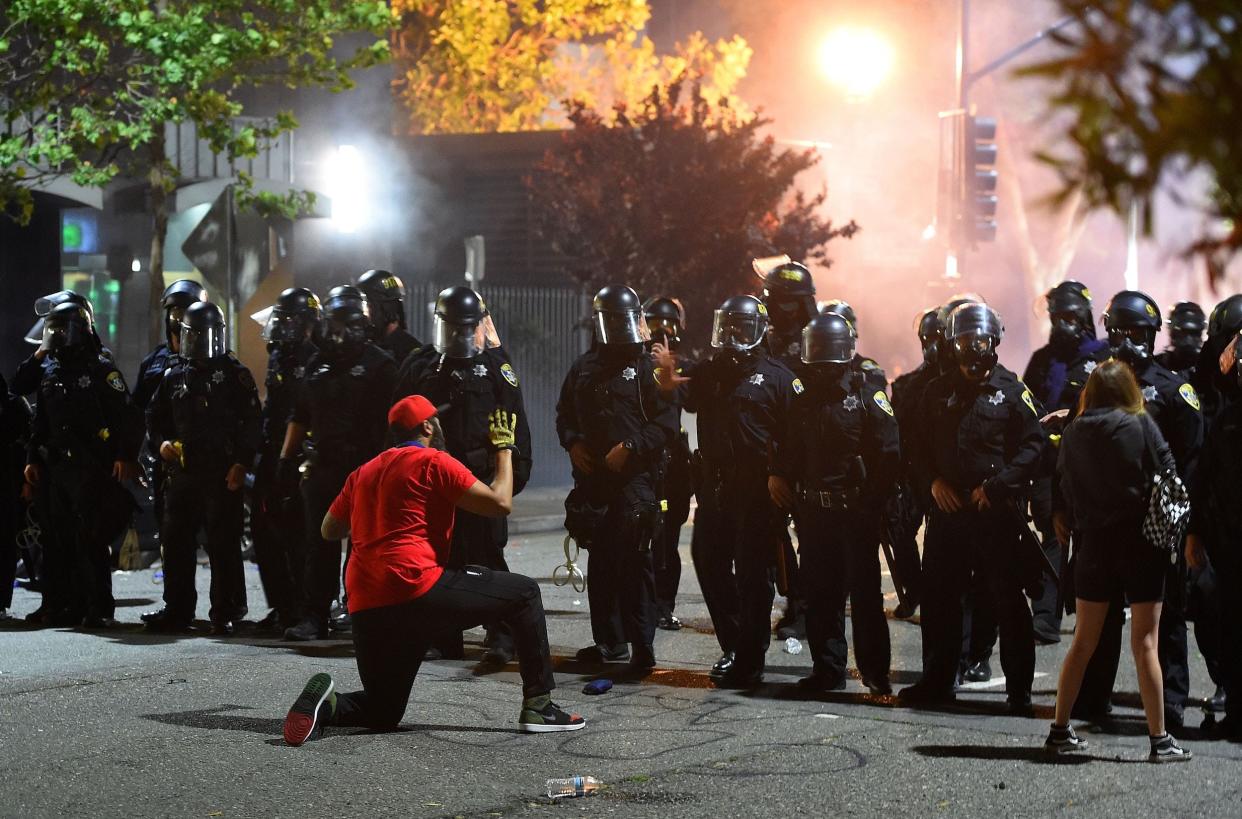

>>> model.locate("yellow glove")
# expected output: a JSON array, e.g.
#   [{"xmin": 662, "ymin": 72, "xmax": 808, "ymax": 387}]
[{"xmin": 488, "ymin": 409, "xmax": 518, "ymax": 451}]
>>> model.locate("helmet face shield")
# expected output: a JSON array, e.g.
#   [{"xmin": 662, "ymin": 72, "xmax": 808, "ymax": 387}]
[
  {"xmin": 953, "ymin": 333, "xmax": 999, "ymax": 378},
  {"xmin": 433, "ymin": 315, "xmax": 485, "ymax": 359},
  {"xmin": 43, "ymin": 317, "xmax": 88, "ymax": 351},
  {"xmin": 262, "ymin": 309, "xmax": 305, "ymax": 344},
  {"xmin": 801, "ymin": 327, "xmax": 855, "ymax": 364},
  {"xmin": 320, "ymin": 316, "xmax": 368, "ymax": 354},
  {"xmin": 594, "ymin": 309, "xmax": 645, "ymax": 345},
  {"xmin": 711, "ymin": 310, "xmax": 766, "ymax": 350},
  {"xmin": 180, "ymin": 323, "xmax": 227, "ymax": 361}
]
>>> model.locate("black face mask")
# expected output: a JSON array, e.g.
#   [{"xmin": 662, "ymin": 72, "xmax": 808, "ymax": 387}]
[
  {"xmin": 717, "ymin": 348, "xmax": 757, "ymax": 369},
  {"xmin": 1049, "ymin": 316, "xmax": 1082, "ymax": 353},
  {"xmin": 920, "ymin": 337, "xmax": 938, "ymax": 367},
  {"xmin": 1168, "ymin": 330, "xmax": 1201, "ymax": 358},
  {"xmin": 1109, "ymin": 328, "xmax": 1151, "ymax": 366}
]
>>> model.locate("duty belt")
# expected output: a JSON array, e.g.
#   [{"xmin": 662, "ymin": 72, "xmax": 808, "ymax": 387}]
[{"xmin": 799, "ymin": 487, "xmax": 858, "ymax": 510}]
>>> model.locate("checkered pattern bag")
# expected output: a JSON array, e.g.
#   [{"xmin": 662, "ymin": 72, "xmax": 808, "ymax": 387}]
[{"xmin": 1140, "ymin": 423, "xmax": 1191, "ymax": 557}]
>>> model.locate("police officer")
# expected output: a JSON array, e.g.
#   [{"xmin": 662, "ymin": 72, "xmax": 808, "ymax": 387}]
[
  {"xmin": 143, "ymin": 302, "xmax": 261, "ymax": 634},
  {"xmin": 133, "ymin": 280, "xmax": 208, "ymax": 409},
  {"xmin": 249, "ymin": 287, "xmax": 321, "ymax": 631},
  {"xmin": 281, "ymin": 286, "xmax": 397, "ymax": 641},
  {"xmin": 886, "ymin": 309, "xmax": 943, "ymax": 619},
  {"xmin": 357, "ymin": 269, "xmax": 421, "ymax": 366},
  {"xmin": 1024, "ymin": 281, "xmax": 1111, "ymax": 645},
  {"xmin": 24, "ymin": 303, "xmax": 142, "ymax": 627},
  {"xmin": 759, "ymin": 262, "xmax": 817, "ymax": 640},
  {"xmin": 557, "ymin": 285, "xmax": 678, "ymax": 673},
  {"xmin": 1157, "ymin": 302, "xmax": 1206, "ymax": 377},
  {"xmin": 1191, "ymin": 294, "xmax": 1242, "ymax": 428},
  {"xmin": 1071, "ymin": 290, "xmax": 1204, "ymax": 729},
  {"xmin": 1187, "ymin": 328, "xmax": 1242, "ymax": 738},
  {"xmin": 654, "ymin": 295, "xmax": 801, "ymax": 687},
  {"xmin": 1, "ymin": 375, "xmax": 32, "ymax": 621},
  {"xmin": 899, "ymin": 303, "xmax": 1045, "ymax": 711},
  {"xmin": 769, "ymin": 312, "xmax": 899, "ymax": 693},
  {"xmin": 643, "ymin": 296, "xmax": 693, "ymax": 631},
  {"xmin": 12, "ymin": 290, "xmax": 110, "ymax": 397},
  {"xmin": 394, "ymin": 285, "xmax": 533, "ymax": 663}
]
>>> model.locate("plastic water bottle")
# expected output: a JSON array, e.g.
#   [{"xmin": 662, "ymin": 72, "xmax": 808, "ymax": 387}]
[
  {"xmin": 784, "ymin": 636, "xmax": 803, "ymax": 655},
  {"xmin": 546, "ymin": 775, "xmax": 602, "ymax": 799}
]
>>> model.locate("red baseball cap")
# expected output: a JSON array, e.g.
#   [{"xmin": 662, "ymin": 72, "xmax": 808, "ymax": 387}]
[{"xmin": 388, "ymin": 395, "xmax": 438, "ymax": 429}]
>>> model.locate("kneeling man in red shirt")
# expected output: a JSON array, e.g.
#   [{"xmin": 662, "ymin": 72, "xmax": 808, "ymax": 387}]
[{"xmin": 282, "ymin": 395, "xmax": 585, "ymax": 744}]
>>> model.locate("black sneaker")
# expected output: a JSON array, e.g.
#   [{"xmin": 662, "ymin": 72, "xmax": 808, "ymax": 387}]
[
  {"xmin": 893, "ymin": 599, "xmax": 919, "ymax": 620},
  {"xmin": 862, "ymin": 675, "xmax": 893, "ymax": 696},
  {"xmin": 575, "ymin": 644, "xmax": 629, "ymax": 664},
  {"xmin": 715, "ymin": 667, "xmax": 763, "ymax": 690},
  {"xmin": 518, "ymin": 695, "xmax": 586, "ymax": 733},
  {"xmin": 481, "ymin": 645, "xmax": 514, "ymax": 667},
  {"xmin": 1044, "ymin": 724, "xmax": 1088, "ymax": 755},
  {"xmin": 283, "ymin": 673, "xmax": 336, "ymax": 746},
  {"xmin": 1205, "ymin": 685, "xmax": 1227, "ymax": 715},
  {"xmin": 797, "ymin": 672, "xmax": 846, "ymax": 693},
  {"xmin": 141, "ymin": 608, "xmax": 193, "ymax": 632},
  {"xmin": 1149, "ymin": 733, "xmax": 1192, "ymax": 763},
  {"xmin": 898, "ymin": 681, "xmax": 957, "ymax": 706},
  {"xmin": 283, "ymin": 618, "xmax": 327, "ymax": 641}
]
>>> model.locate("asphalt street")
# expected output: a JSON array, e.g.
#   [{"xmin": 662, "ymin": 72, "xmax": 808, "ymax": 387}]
[{"xmin": 2, "ymin": 522, "xmax": 1238, "ymax": 819}]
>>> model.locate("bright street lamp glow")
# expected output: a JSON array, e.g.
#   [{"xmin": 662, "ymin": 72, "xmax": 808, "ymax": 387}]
[
  {"xmin": 326, "ymin": 144, "xmax": 369, "ymax": 234},
  {"xmin": 819, "ymin": 26, "xmax": 895, "ymax": 101}
]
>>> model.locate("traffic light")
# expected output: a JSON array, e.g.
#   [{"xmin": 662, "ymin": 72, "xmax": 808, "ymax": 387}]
[{"xmin": 965, "ymin": 115, "xmax": 998, "ymax": 244}]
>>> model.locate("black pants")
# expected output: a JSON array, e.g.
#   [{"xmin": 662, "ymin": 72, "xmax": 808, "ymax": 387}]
[
  {"xmin": 919, "ymin": 507, "xmax": 1035, "ymax": 700},
  {"xmin": 1076, "ymin": 570, "xmax": 1191, "ymax": 720},
  {"xmin": 162, "ymin": 468, "xmax": 247, "ymax": 623},
  {"xmin": 799, "ymin": 505, "xmax": 890, "ymax": 681},
  {"xmin": 584, "ymin": 497, "xmax": 657, "ymax": 651},
  {"xmin": 1187, "ymin": 563, "xmax": 1223, "ymax": 686},
  {"xmin": 434, "ymin": 510, "xmax": 513, "ymax": 655},
  {"xmin": 39, "ymin": 463, "xmax": 116, "ymax": 620},
  {"xmin": 1, "ymin": 486, "xmax": 17, "ymax": 610},
  {"xmin": 249, "ymin": 478, "xmax": 302, "ymax": 623},
  {"xmin": 961, "ymin": 574, "xmax": 998, "ymax": 668},
  {"xmin": 298, "ymin": 464, "xmax": 352, "ymax": 625},
  {"xmin": 331, "ymin": 567, "xmax": 556, "ymax": 730},
  {"xmin": 1214, "ymin": 553, "xmax": 1242, "ymax": 721},
  {"xmin": 1028, "ymin": 476, "xmax": 1063, "ymax": 638},
  {"xmin": 653, "ymin": 488, "xmax": 690, "ymax": 618},
  {"xmin": 691, "ymin": 496, "xmax": 738, "ymax": 654},
  {"xmin": 888, "ymin": 485, "xmax": 925, "ymax": 604},
  {"xmin": 712, "ymin": 482, "xmax": 779, "ymax": 675}
]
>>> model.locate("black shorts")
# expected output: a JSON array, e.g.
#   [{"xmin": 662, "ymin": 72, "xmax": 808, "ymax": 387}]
[{"xmin": 1075, "ymin": 519, "xmax": 1166, "ymax": 604}]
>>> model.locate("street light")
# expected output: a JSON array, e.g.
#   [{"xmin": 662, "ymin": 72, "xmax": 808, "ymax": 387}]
[{"xmin": 818, "ymin": 26, "xmax": 895, "ymax": 101}]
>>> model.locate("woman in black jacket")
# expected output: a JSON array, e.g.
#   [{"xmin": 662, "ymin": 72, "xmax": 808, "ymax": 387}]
[{"xmin": 1048, "ymin": 359, "xmax": 1191, "ymax": 762}]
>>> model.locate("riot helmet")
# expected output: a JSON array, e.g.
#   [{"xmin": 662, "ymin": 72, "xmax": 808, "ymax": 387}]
[
  {"xmin": 819, "ymin": 300, "xmax": 858, "ymax": 335},
  {"xmin": 180, "ymin": 302, "xmax": 228, "ymax": 362},
  {"xmin": 934, "ymin": 293, "xmax": 985, "ymax": 371},
  {"xmin": 262, "ymin": 287, "xmax": 322, "ymax": 349},
  {"xmin": 319, "ymin": 285, "xmax": 371, "ymax": 358},
  {"xmin": 1208, "ymin": 294, "xmax": 1242, "ymax": 341},
  {"xmin": 433, "ymin": 285, "xmax": 489, "ymax": 359},
  {"xmin": 27, "ymin": 290, "xmax": 96, "ymax": 347},
  {"xmin": 1103, "ymin": 290, "xmax": 1161, "ymax": 365},
  {"xmin": 761, "ymin": 262, "xmax": 817, "ymax": 338},
  {"xmin": 643, "ymin": 297, "xmax": 684, "ymax": 349},
  {"xmin": 1045, "ymin": 280, "xmax": 1095, "ymax": 350},
  {"xmin": 42, "ymin": 302, "xmax": 93, "ymax": 354},
  {"xmin": 1165, "ymin": 301, "xmax": 1205, "ymax": 362},
  {"xmin": 592, "ymin": 285, "xmax": 645, "ymax": 345},
  {"xmin": 161, "ymin": 279, "xmax": 208, "ymax": 345},
  {"xmin": 947, "ymin": 303, "xmax": 1004, "ymax": 380},
  {"xmin": 711, "ymin": 295, "xmax": 769, "ymax": 351},
  {"xmin": 916, "ymin": 309, "xmax": 941, "ymax": 367},
  {"xmin": 356, "ymin": 269, "xmax": 406, "ymax": 331},
  {"xmin": 801, "ymin": 312, "xmax": 856, "ymax": 365}
]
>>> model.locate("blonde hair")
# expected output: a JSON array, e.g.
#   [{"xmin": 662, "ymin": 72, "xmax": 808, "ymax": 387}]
[{"xmin": 1077, "ymin": 358, "xmax": 1145, "ymax": 416}]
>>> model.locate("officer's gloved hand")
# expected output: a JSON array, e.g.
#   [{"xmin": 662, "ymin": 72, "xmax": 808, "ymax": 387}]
[
  {"xmin": 276, "ymin": 457, "xmax": 300, "ymax": 498},
  {"xmin": 488, "ymin": 409, "xmax": 519, "ymax": 452}
]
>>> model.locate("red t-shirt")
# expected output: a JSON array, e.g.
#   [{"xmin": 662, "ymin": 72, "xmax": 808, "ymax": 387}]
[{"xmin": 329, "ymin": 444, "xmax": 478, "ymax": 614}]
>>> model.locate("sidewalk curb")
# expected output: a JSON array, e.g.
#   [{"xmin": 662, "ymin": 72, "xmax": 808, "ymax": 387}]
[{"xmin": 510, "ymin": 515, "xmax": 566, "ymax": 536}]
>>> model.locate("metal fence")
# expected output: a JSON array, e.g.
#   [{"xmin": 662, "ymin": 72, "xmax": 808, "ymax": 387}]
[{"xmin": 404, "ymin": 281, "xmax": 590, "ymax": 489}]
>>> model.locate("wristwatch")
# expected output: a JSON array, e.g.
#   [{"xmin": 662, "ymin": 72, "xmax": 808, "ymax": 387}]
[{"xmin": 622, "ymin": 439, "xmax": 636, "ymax": 452}]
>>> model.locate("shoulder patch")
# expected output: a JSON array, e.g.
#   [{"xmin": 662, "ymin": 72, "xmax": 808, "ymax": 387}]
[
  {"xmin": 873, "ymin": 390, "xmax": 894, "ymax": 416},
  {"xmin": 792, "ymin": 377, "xmax": 805, "ymax": 395},
  {"xmin": 860, "ymin": 358, "xmax": 880, "ymax": 372},
  {"xmin": 1021, "ymin": 389, "xmax": 1038, "ymax": 415},
  {"xmin": 500, "ymin": 362, "xmax": 519, "ymax": 387},
  {"xmin": 106, "ymin": 371, "xmax": 127, "ymax": 392},
  {"xmin": 1178, "ymin": 382, "xmax": 1201, "ymax": 411}
]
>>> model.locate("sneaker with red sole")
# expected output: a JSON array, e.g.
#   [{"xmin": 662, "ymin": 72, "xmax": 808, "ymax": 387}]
[
  {"xmin": 283, "ymin": 673, "xmax": 336, "ymax": 746},
  {"xmin": 518, "ymin": 694, "xmax": 586, "ymax": 733}
]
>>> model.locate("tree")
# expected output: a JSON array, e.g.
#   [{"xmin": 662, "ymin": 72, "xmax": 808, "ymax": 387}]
[
  {"xmin": 391, "ymin": 0, "xmax": 751, "ymax": 134},
  {"xmin": 0, "ymin": 0, "xmax": 390, "ymax": 344},
  {"xmin": 527, "ymin": 78, "xmax": 857, "ymax": 347},
  {"xmin": 1023, "ymin": 1, "xmax": 1242, "ymax": 283}
]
